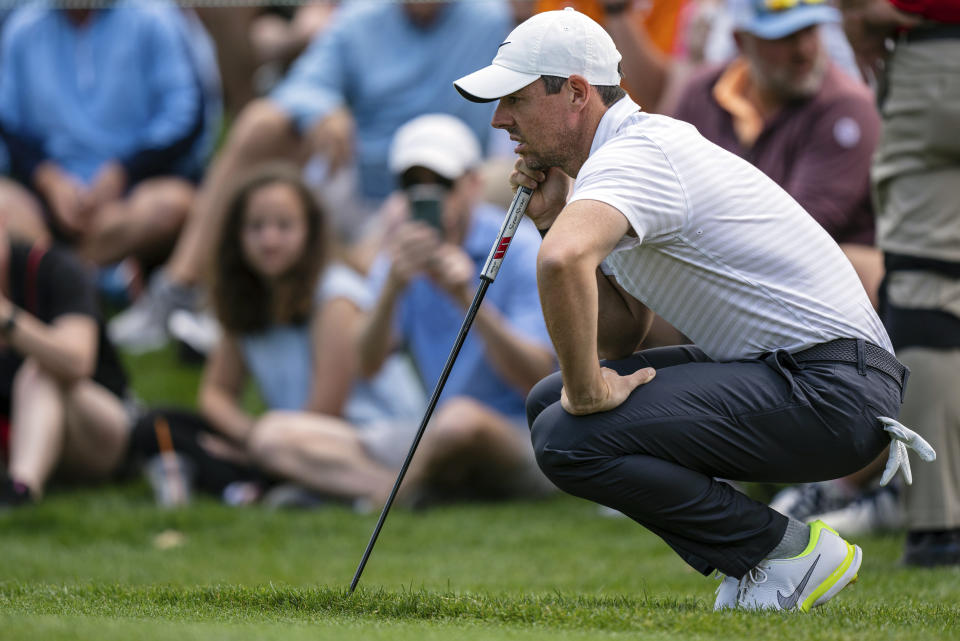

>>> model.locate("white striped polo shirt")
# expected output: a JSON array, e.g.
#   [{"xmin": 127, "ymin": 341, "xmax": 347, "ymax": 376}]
[{"xmin": 568, "ymin": 97, "xmax": 891, "ymax": 362}]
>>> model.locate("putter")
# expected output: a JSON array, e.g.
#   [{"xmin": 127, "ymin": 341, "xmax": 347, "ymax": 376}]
[{"xmin": 349, "ymin": 185, "xmax": 534, "ymax": 593}]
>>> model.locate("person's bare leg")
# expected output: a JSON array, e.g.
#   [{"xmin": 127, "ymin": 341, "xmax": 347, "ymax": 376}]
[
  {"xmin": 194, "ymin": 6, "xmax": 259, "ymax": 118},
  {"xmin": 6, "ymin": 360, "xmax": 67, "ymax": 498},
  {"xmin": 0, "ymin": 178, "xmax": 50, "ymax": 244},
  {"xmin": 58, "ymin": 380, "xmax": 130, "ymax": 480},
  {"xmin": 81, "ymin": 178, "xmax": 194, "ymax": 266},
  {"xmin": 165, "ymin": 100, "xmax": 302, "ymax": 285},
  {"xmin": 247, "ymin": 410, "xmax": 396, "ymax": 503},
  {"xmin": 401, "ymin": 397, "xmax": 536, "ymax": 499}
]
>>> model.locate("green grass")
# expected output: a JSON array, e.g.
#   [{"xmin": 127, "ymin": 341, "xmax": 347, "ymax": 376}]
[{"xmin": 1, "ymin": 349, "xmax": 958, "ymax": 640}]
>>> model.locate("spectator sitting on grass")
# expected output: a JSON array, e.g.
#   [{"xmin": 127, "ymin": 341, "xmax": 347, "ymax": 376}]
[
  {"xmin": 356, "ymin": 114, "xmax": 556, "ymax": 505},
  {"xmin": 0, "ymin": 1, "xmax": 212, "ymax": 268},
  {"xmin": 108, "ymin": 0, "xmax": 511, "ymax": 353},
  {"xmin": 131, "ymin": 164, "xmax": 426, "ymax": 507},
  {"xmin": 0, "ymin": 221, "xmax": 130, "ymax": 507}
]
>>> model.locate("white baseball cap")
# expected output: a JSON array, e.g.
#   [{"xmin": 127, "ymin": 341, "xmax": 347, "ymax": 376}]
[
  {"xmin": 388, "ymin": 114, "xmax": 482, "ymax": 180},
  {"xmin": 454, "ymin": 8, "xmax": 622, "ymax": 103}
]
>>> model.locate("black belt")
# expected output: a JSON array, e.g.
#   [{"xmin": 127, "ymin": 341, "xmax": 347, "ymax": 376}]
[
  {"xmin": 903, "ymin": 24, "xmax": 960, "ymax": 43},
  {"xmin": 793, "ymin": 339, "xmax": 907, "ymax": 388}
]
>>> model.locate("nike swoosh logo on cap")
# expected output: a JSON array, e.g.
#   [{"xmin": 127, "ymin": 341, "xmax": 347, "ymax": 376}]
[
  {"xmin": 497, "ymin": 41, "xmax": 511, "ymax": 49},
  {"xmin": 777, "ymin": 554, "xmax": 820, "ymax": 610}
]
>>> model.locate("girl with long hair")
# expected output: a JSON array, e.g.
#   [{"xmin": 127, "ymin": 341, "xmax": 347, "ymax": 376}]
[{"xmin": 156, "ymin": 163, "xmax": 423, "ymax": 505}]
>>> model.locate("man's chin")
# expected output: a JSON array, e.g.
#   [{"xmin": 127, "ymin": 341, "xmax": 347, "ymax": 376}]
[
  {"xmin": 520, "ymin": 153, "xmax": 549, "ymax": 171},
  {"xmin": 784, "ymin": 64, "xmax": 827, "ymax": 98}
]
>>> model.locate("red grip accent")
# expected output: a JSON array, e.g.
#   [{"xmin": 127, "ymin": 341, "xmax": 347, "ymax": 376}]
[{"xmin": 493, "ymin": 236, "xmax": 513, "ymax": 260}]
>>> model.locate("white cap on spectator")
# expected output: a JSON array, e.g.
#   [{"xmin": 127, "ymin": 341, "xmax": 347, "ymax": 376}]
[
  {"xmin": 389, "ymin": 114, "xmax": 481, "ymax": 180},
  {"xmin": 454, "ymin": 8, "xmax": 622, "ymax": 103}
]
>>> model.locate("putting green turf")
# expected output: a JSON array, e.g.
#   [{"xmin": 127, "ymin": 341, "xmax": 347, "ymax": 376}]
[
  {"xmin": 1, "ymin": 350, "xmax": 957, "ymax": 640},
  {"xmin": 2, "ymin": 486, "xmax": 958, "ymax": 641}
]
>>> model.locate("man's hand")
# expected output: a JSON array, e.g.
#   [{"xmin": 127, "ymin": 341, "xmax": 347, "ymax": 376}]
[
  {"xmin": 561, "ymin": 366, "xmax": 656, "ymax": 415},
  {"xmin": 306, "ymin": 107, "xmax": 355, "ymax": 173},
  {"xmin": 509, "ymin": 158, "xmax": 571, "ymax": 232},
  {"xmin": 840, "ymin": 0, "xmax": 921, "ymax": 76},
  {"xmin": 33, "ymin": 162, "xmax": 90, "ymax": 238},
  {"xmin": 426, "ymin": 243, "xmax": 476, "ymax": 307},
  {"xmin": 87, "ymin": 162, "xmax": 127, "ymax": 210},
  {"xmin": 386, "ymin": 221, "xmax": 442, "ymax": 290}
]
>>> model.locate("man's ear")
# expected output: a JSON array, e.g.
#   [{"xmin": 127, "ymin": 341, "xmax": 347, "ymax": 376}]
[{"xmin": 566, "ymin": 74, "xmax": 591, "ymax": 110}]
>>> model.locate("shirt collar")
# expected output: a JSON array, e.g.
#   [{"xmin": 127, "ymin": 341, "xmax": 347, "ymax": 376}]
[
  {"xmin": 588, "ymin": 96, "xmax": 642, "ymax": 159},
  {"xmin": 712, "ymin": 57, "xmax": 764, "ymax": 148}
]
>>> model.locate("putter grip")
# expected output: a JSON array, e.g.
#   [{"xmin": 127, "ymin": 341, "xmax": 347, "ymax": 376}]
[{"xmin": 480, "ymin": 186, "xmax": 533, "ymax": 281}]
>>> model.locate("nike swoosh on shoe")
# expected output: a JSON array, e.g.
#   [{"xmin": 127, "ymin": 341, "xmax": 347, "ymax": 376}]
[{"xmin": 777, "ymin": 554, "xmax": 821, "ymax": 610}]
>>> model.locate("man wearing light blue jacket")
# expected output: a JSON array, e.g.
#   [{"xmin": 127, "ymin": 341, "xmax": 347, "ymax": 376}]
[{"xmin": 0, "ymin": 0, "xmax": 212, "ymax": 265}]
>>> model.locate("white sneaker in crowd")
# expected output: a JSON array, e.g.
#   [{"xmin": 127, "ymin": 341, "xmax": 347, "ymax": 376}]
[
  {"xmin": 735, "ymin": 520, "xmax": 861, "ymax": 612},
  {"xmin": 168, "ymin": 308, "xmax": 221, "ymax": 356},
  {"xmin": 108, "ymin": 270, "xmax": 198, "ymax": 353},
  {"xmin": 769, "ymin": 480, "xmax": 853, "ymax": 522},
  {"xmin": 108, "ymin": 292, "xmax": 169, "ymax": 353},
  {"xmin": 811, "ymin": 484, "xmax": 903, "ymax": 537}
]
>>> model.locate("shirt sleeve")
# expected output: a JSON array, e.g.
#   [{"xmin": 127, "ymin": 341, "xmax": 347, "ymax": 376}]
[
  {"xmin": 36, "ymin": 249, "xmax": 100, "ymax": 323},
  {"xmin": 890, "ymin": 0, "xmax": 960, "ymax": 22},
  {"xmin": 268, "ymin": 5, "xmax": 355, "ymax": 132},
  {"xmin": 0, "ymin": 10, "xmax": 49, "ymax": 181},
  {"xmin": 120, "ymin": 8, "xmax": 205, "ymax": 183},
  {"xmin": 569, "ymin": 134, "xmax": 688, "ymax": 244},
  {"xmin": 365, "ymin": 254, "xmax": 406, "ymax": 339},
  {"xmin": 783, "ymin": 91, "xmax": 880, "ymax": 242},
  {"xmin": 316, "ymin": 263, "xmax": 375, "ymax": 310}
]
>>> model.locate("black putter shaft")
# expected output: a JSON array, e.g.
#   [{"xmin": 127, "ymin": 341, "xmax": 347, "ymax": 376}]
[{"xmin": 349, "ymin": 186, "xmax": 534, "ymax": 593}]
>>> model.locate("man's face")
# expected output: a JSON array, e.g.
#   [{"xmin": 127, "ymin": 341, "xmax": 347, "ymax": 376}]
[
  {"xmin": 739, "ymin": 26, "xmax": 827, "ymax": 99},
  {"xmin": 402, "ymin": 1, "xmax": 447, "ymax": 28},
  {"xmin": 491, "ymin": 79, "xmax": 575, "ymax": 172},
  {"xmin": 401, "ymin": 167, "xmax": 472, "ymax": 243}
]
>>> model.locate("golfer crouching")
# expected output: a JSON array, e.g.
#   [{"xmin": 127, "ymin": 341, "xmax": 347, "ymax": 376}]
[{"xmin": 453, "ymin": 8, "xmax": 934, "ymax": 611}]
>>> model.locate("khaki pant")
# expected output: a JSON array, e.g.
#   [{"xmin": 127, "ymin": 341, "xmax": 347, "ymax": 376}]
[
  {"xmin": 898, "ymin": 348, "xmax": 960, "ymax": 530},
  {"xmin": 874, "ymin": 35, "xmax": 960, "ymax": 533},
  {"xmin": 873, "ymin": 38, "xmax": 960, "ymax": 262}
]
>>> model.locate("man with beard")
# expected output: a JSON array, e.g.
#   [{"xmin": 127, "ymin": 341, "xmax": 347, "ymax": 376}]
[
  {"xmin": 454, "ymin": 8, "xmax": 933, "ymax": 611},
  {"xmin": 672, "ymin": 0, "xmax": 882, "ymax": 305}
]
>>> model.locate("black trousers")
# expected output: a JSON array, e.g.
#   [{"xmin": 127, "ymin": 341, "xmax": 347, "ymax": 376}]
[{"xmin": 526, "ymin": 344, "xmax": 901, "ymax": 578}]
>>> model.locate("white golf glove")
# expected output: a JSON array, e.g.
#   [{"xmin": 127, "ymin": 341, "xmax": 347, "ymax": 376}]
[{"xmin": 877, "ymin": 416, "xmax": 937, "ymax": 486}]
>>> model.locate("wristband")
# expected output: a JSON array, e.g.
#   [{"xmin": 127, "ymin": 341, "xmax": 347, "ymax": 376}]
[{"xmin": 1, "ymin": 305, "xmax": 18, "ymax": 337}]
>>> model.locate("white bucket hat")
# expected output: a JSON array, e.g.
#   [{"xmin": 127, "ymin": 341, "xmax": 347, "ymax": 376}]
[{"xmin": 454, "ymin": 8, "xmax": 622, "ymax": 103}]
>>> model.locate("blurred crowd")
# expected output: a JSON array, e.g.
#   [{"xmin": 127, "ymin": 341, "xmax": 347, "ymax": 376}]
[{"xmin": 0, "ymin": 0, "xmax": 956, "ymax": 567}]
